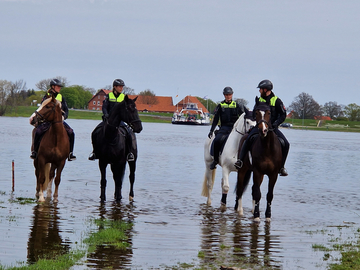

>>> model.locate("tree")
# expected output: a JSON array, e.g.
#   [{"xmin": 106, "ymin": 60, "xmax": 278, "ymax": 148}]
[
  {"xmin": 138, "ymin": 89, "xmax": 157, "ymax": 105},
  {"xmin": 343, "ymin": 103, "xmax": 360, "ymax": 121},
  {"xmin": 234, "ymin": 98, "xmax": 249, "ymax": 109},
  {"xmin": 196, "ymin": 96, "xmax": 217, "ymax": 114},
  {"xmin": 323, "ymin": 101, "xmax": 343, "ymax": 119},
  {"xmin": 0, "ymin": 80, "xmax": 12, "ymax": 115},
  {"xmin": 288, "ymin": 92, "xmax": 322, "ymax": 119},
  {"xmin": 123, "ymin": 86, "xmax": 135, "ymax": 95},
  {"xmin": 35, "ymin": 76, "xmax": 69, "ymax": 91},
  {"xmin": 61, "ymin": 85, "xmax": 93, "ymax": 109}
]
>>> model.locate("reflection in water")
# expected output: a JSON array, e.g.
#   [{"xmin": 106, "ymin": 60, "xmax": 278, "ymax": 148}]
[
  {"xmin": 85, "ymin": 202, "xmax": 135, "ymax": 269},
  {"xmin": 27, "ymin": 201, "xmax": 70, "ymax": 264},
  {"xmin": 199, "ymin": 205, "xmax": 282, "ymax": 268}
]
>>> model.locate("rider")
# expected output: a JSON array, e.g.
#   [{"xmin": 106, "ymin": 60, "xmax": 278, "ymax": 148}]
[
  {"xmin": 88, "ymin": 78, "xmax": 136, "ymax": 161},
  {"xmin": 30, "ymin": 78, "xmax": 76, "ymax": 161},
  {"xmin": 208, "ymin": 86, "xmax": 245, "ymax": 170},
  {"xmin": 234, "ymin": 79, "xmax": 289, "ymax": 176}
]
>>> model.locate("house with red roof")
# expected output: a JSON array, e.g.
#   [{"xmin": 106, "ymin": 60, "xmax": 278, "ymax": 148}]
[{"xmin": 88, "ymin": 91, "xmax": 208, "ymax": 114}]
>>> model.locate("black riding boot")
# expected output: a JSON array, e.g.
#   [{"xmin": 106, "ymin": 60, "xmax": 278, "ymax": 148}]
[
  {"xmin": 234, "ymin": 136, "xmax": 251, "ymax": 169},
  {"xmin": 68, "ymin": 132, "xmax": 76, "ymax": 161},
  {"xmin": 126, "ymin": 127, "xmax": 136, "ymax": 162},
  {"xmin": 279, "ymin": 144, "xmax": 289, "ymax": 176},
  {"xmin": 210, "ymin": 142, "xmax": 219, "ymax": 170},
  {"xmin": 30, "ymin": 132, "xmax": 41, "ymax": 160}
]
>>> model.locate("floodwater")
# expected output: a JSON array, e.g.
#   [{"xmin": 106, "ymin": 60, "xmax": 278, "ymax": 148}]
[{"xmin": 1, "ymin": 117, "xmax": 360, "ymax": 269}]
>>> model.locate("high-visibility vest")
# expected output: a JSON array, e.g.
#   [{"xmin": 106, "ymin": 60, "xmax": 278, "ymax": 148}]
[{"xmin": 108, "ymin": 92, "xmax": 125, "ymax": 103}]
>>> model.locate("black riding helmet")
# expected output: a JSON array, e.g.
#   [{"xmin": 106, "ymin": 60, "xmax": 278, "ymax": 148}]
[
  {"xmin": 113, "ymin": 79, "xmax": 125, "ymax": 87},
  {"xmin": 257, "ymin": 80, "xmax": 273, "ymax": 90},
  {"xmin": 223, "ymin": 86, "xmax": 233, "ymax": 95},
  {"xmin": 50, "ymin": 78, "xmax": 63, "ymax": 87}
]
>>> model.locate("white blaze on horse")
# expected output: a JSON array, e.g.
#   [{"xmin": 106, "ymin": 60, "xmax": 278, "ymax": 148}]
[
  {"xmin": 29, "ymin": 95, "xmax": 69, "ymax": 202},
  {"xmin": 201, "ymin": 108, "xmax": 255, "ymax": 207}
]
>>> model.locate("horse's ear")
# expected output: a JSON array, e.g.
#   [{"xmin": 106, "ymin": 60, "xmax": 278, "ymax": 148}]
[
  {"xmin": 134, "ymin": 96, "xmax": 138, "ymax": 102},
  {"xmin": 124, "ymin": 95, "xmax": 129, "ymax": 101},
  {"xmin": 244, "ymin": 106, "xmax": 249, "ymax": 114},
  {"xmin": 255, "ymin": 96, "xmax": 259, "ymax": 106}
]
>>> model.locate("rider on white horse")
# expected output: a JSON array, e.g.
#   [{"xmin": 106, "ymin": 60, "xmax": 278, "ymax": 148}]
[{"xmin": 208, "ymin": 87, "xmax": 245, "ymax": 170}]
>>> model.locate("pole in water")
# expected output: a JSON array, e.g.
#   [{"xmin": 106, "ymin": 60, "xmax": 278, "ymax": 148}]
[{"xmin": 12, "ymin": 160, "xmax": 14, "ymax": 192}]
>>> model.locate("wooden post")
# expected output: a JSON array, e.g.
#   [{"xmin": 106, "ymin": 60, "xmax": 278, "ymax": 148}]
[{"xmin": 12, "ymin": 160, "xmax": 14, "ymax": 192}]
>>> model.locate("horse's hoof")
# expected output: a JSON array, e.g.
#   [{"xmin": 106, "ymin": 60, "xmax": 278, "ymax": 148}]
[
  {"xmin": 265, "ymin": 217, "xmax": 271, "ymax": 223},
  {"xmin": 207, "ymin": 199, "xmax": 212, "ymax": 206},
  {"xmin": 220, "ymin": 203, "xmax": 226, "ymax": 212},
  {"xmin": 129, "ymin": 196, "xmax": 134, "ymax": 201},
  {"xmin": 254, "ymin": 217, "xmax": 261, "ymax": 223}
]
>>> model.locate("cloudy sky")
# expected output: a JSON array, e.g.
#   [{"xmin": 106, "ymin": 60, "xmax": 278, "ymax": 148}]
[{"xmin": 1, "ymin": 0, "xmax": 359, "ymax": 108}]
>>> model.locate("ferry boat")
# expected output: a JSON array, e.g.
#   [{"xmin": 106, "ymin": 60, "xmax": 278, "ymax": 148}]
[{"xmin": 172, "ymin": 102, "xmax": 210, "ymax": 125}]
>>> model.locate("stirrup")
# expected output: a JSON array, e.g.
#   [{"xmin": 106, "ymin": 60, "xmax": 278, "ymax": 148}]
[
  {"xmin": 234, "ymin": 159, "xmax": 243, "ymax": 169},
  {"xmin": 68, "ymin": 152, "xmax": 76, "ymax": 161},
  {"xmin": 88, "ymin": 152, "xmax": 96, "ymax": 161},
  {"xmin": 30, "ymin": 151, "xmax": 37, "ymax": 160},
  {"xmin": 127, "ymin": 152, "xmax": 135, "ymax": 162},
  {"xmin": 279, "ymin": 167, "xmax": 288, "ymax": 176},
  {"xmin": 210, "ymin": 160, "xmax": 218, "ymax": 170}
]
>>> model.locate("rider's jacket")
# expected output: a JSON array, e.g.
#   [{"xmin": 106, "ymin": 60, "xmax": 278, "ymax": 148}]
[
  {"xmin": 257, "ymin": 92, "xmax": 286, "ymax": 129},
  {"xmin": 42, "ymin": 92, "xmax": 69, "ymax": 120},
  {"xmin": 210, "ymin": 100, "xmax": 244, "ymax": 132},
  {"xmin": 102, "ymin": 91, "xmax": 125, "ymax": 116}
]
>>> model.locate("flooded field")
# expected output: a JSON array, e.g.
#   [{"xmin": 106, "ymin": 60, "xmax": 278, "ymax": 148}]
[{"xmin": 1, "ymin": 117, "xmax": 360, "ymax": 269}]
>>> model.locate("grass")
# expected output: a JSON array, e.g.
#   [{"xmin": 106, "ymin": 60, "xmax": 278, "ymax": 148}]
[
  {"xmin": 0, "ymin": 218, "xmax": 132, "ymax": 270},
  {"xmin": 4, "ymin": 105, "xmax": 172, "ymax": 123}
]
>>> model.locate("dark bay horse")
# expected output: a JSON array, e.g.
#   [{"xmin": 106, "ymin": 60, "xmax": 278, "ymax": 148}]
[
  {"xmin": 92, "ymin": 95, "xmax": 143, "ymax": 203},
  {"xmin": 235, "ymin": 99, "xmax": 282, "ymax": 222},
  {"xmin": 29, "ymin": 95, "xmax": 69, "ymax": 202}
]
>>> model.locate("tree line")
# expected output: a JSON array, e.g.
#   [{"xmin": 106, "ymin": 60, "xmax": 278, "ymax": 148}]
[{"xmin": 1, "ymin": 77, "xmax": 359, "ymax": 121}]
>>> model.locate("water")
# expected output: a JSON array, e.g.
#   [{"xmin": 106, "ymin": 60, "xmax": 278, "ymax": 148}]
[{"xmin": 1, "ymin": 117, "xmax": 360, "ymax": 269}]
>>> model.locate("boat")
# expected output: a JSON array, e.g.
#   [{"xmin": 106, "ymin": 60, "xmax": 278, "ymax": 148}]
[{"xmin": 172, "ymin": 102, "xmax": 210, "ymax": 125}]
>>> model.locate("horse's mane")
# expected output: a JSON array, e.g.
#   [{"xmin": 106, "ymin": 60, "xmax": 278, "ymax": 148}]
[
  {"xmin": 254, "ymin": 103, "xmax": 270, "ymax": 112},
  {"xmin": 39, "ymin": 95, "xmax": 61, "ymax": 109}
]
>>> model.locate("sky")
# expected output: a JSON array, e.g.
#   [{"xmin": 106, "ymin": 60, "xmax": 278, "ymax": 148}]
[{"xmin": 1, "ymin": 0, "xmax": 360, "ymax": 109}]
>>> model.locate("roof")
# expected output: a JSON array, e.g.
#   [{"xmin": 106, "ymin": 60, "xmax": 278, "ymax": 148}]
[{"xmin": 175, "ymin": 96, "xmax": 209, "ymax": 113}]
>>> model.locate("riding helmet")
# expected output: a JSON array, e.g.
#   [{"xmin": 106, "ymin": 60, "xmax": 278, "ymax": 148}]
[
  {"xmin": 113, "ymin": 79, "xmax": 125, "ymax": 87},
  {"xmin": 257, "ymin": 80, "xmax": 273, "ymax": 90},
  {"xmin": 223, "ymin": 86, "xmax": 233, "ymax": 95},
  {"xmin": 50, "ymin": 78, "xmax": 64, "ymax": 87}
]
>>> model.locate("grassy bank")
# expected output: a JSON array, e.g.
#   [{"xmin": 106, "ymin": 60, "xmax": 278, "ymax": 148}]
[
  {"xmin": 4, "ymin": 106, "xmax": 360, "ymax": 132},
  {"xmin": 4, "ymin": 106, "xmax": 172, "ymax": 124}
]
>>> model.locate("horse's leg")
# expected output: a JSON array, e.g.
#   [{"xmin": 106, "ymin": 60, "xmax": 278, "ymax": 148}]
[
  {"xmin": 37, "ymin": 163, "xmax": 47, "ymax": 203},
  {"xmin": 99, "ymin": 160, "xmax": 108, "ymax": 202},
  {"xmin": 34, "ymin": 160, "xmax": 40, "ymax": 198},
  {"xmin": 128, "ymin": 159, "xmax": 136, "ymax": 201},
  {"xmin": 235, "ymin": 169, "xmax": 252, "ymax": 215},
  {"xmin": 111, "ymin": 161, "xmax": 126, "ymax": 203},
  {"xmin": 53, "ymin": 161, "xmax": 66, "ymax": 202},
  {"xmin": 252, "ymin": 171, "xmax": 264, "ymax": 222},
  {"xmin": 265, "ymin": 173, "xmax": 278, "ymax": 222},
  {"xmin": 220, "ymin": 166, "xmax": 231, "ymax": 207},
  {"xmin": 46, "ymin": 164, "xmax": 55, "ymax": 199}
]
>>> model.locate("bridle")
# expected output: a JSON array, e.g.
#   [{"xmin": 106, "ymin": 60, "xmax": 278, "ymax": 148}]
[
  {"xmin": 33, "ymin": 101, "xmax": 62, "ymax": 124},
  {"xmin": 255, "ymin": 111, "xmax": 274, "ymax": 132},
  {"xmin": 235, "ymin": 116, "xmax": 252, "ymax": 135}
]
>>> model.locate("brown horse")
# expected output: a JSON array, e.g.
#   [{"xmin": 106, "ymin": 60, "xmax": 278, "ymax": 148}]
[
  {"xmin": 29, "ymin": 95, "xmax": 69, "ymax": 202},
  {"xmin": 235, "ymin": 99, "xmax": 282, "ymax": 222}
]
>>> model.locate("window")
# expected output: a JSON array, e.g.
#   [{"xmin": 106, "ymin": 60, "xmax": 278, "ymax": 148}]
[
  {"xmin": 93, "ymin": 101, "xmax": 96, "ymax": 105},
  {"xmin": 97, "ymin": 101, "xmax": 101, "ymax": 105}
]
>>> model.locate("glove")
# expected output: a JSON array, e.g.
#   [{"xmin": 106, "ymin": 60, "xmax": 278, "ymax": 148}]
[{"xmin": 208, "ymin": 131, "xmax": 213, "ymax": 139}]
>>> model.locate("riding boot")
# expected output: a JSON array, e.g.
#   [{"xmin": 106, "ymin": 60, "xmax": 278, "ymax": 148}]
[
  {"xmin": 234, "ymin": 136, "xmax": 251, "ymax": 169},
  {"xmin": 68, "ymin": 132, "xmax": 76, "ymax": 161},
  {"xmin": 30, "ymin": 130, "xmax": 40, "ymax": 160},
  {"xmin": 210, "ymin": 142, "xmax": 219, "ymax": 170},
  {"xmin": 126, "ymin": 128, "xmax": 136, "ymax": 162},
  {"xmin": 279, "ymin": 144, "xmax": 289, "ymax": 176}
]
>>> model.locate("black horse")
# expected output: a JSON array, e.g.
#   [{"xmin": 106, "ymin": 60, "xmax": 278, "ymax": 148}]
[
  {"xmin": 92, "ymin": 95, "xmax": 143, "ymax": 202},
  {"xmin": 235, "ymin": 99, "xmax": 282, "ymax": 222}
]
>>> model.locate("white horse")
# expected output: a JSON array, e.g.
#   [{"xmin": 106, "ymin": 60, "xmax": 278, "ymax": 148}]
[{"xmin": 201, "ymin": 108, "xmax": 255, "ymax": 208}]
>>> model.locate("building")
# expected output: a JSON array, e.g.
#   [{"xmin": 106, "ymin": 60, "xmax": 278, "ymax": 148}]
[{"xmin": 88, "ymin": 90, "xmax": 208, "ymax": 114}]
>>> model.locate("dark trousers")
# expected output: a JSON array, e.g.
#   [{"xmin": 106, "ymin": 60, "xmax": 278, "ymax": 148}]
[{"xmin": 212, "ymin": 125, "xmax": 232, "ymax": 163}]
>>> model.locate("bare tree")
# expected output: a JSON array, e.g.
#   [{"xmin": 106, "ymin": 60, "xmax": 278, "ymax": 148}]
[
  {"xmin": 123, "ymin": 86, "xmax": 135, "ymax": 95},
  {"xmin": 323, "ymin": 101, "xmax": 343, "ymax": 119},
  {"xmin": 138, "ymin": 89, "xmax": 157, "ymax": 104},
  {"xmin": 288, "ymin": 92, "xmax": 322, "ymax": 119},
  {"xmin": 35, "ymin": 76, "xmax": 69, "ymax": 91},
  {"xmin": 234, "ymin": 98, "xmax": 249, "ymax": 109},
  {"xmin": 0, "ymin": 80, "xmax": 12, "ymax": 115},
  {"xmin": 8, "ymin": 79, "xmax": 27, "ymax": 108}
]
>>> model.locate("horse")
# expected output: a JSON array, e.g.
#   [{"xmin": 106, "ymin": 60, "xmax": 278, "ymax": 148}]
[
  {"xmin": 201, "ymin": 108, "xmax": 255, "ymax": 208},
  {"xmin": 92, "ymin": 95, "xmax": 143, "ymax": 203},
  {"xmin": 235, "ymin": 100, "xmax": 282, "ymax": 222},
  {"xmin": 29, "ymin": 95, "xmax": 69, "ymax": 202}
]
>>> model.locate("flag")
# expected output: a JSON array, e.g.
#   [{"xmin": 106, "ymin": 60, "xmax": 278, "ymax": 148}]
[
  {"xmin": 203, "ymin": 95, "xmax": 208, "ymax": 100},
  {"xmin": 176, "ymin": 95, "xmax": 178, "ymax": 97}
]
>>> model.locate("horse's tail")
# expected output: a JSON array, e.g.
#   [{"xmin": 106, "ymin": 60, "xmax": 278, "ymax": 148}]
[
  {"xmin": 43, "ymin": 163, "xmax": 51, "ymax": 191},
  {"xmin": 235, "ymin": 170, "xmax": 252, "ymax": 194},
  {"xmin": 201, "ymin": 168, "xmax": 216, "ymax": 197}
]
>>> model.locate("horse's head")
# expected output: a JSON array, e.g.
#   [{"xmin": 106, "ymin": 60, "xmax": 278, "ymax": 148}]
[
  {"xmin": 29, "ymin": 95, "xmax": 62, "ymax": 126},
  {"xmin": 254, "ymin": 97, "xmax": 271, "ymax": 137},
  {"xmin": 123, "ymin": 95, "xmax": 143, "ymax": 133},
  {"xmin": 233, "ymin": 107, "xmax": 256, "ymax": 135}
]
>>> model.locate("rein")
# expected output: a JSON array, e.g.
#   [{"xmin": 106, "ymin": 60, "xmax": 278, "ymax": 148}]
[
  {"xmin": 256, "ymin": 119, "xmax": 274, "ymax": 132},
  {"xmin": 34, "ymin": 102, "xmax": 58, "ymax": 124}
]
